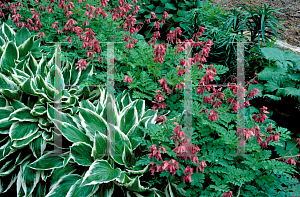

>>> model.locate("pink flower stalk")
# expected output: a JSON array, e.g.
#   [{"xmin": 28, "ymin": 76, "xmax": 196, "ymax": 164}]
[
  {"xmin": 75, "ymin": 59, "xmax": 87, "ymax": 71},
  {"xmin": 175, "ymin": 82, "xmax": 185, "ymax": 91},
  {"xmin": 163, "ymin": 11, "xmax": 169, "ymax": 19},
  {"xmin": 65, "ymin": 36, "xmax": 72, "ymax": 44},
  {"xmin": 223, "ymin": 191, "xmax": 233, "ymax": 197},
  {"xmin": 154, "ymin": 21, "xmax": 160, "ymax": 30},
  {"xmin": 150, "ymin": 12, "xmax": 156, "ymax": 19},
  {"xmin": 124, "ymin": 75, "xmax": 132, "ymax": 84}
]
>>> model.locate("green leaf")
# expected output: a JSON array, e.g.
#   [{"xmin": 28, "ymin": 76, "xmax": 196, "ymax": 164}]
[
  {"xmin": 165, "ymin": 3, "xmax": 177, "ymax": 10},
  {"xmin": 29, "ymin": 136, "xmax": 47, "ymax": 159},
  {"xmin": 92, "ymin": 130, "xmax": 107, "ymax": 160},
  {"xmin": 70, "ymin": 142, "xmax": 93, "ymax": 166},
  {"xmin": 0, "ymin": 41, "xmax": 18, "ymax": 74},
  {"xmin": 122, "ymin": 144, "xmax": 135, "ymax": 168},
  {"xmin": 18, "ymin": 36, "xmax": 34, "ymax": 58},
  {"xmin": 260, "ymin": 47, "xmax": 284, "ymax": 62},
  {"xmin": 9, "ymin": 122, "xmax": 39, "ymax": 141},
  {"xmin": 46, "ymin": 174, "xmax": 81, "ymax": 197},
  {"xmin": 31, "ymin": 105, "xmax": 47, "ymax": 116},
  {"xmin": 66, "ymin": 177, "xmax": 99, "ymax": 197},
  {"xmin": 2, "ymin": 23, "xmax": 15, "ymax": 41},
  {"xmin": 28, "ymin": 151, "xmax": 65, "ymax": 170},
  {"xmin": 8, "ymin": 107, "xmax": 39, "ymax": 122},
  {"xmin": 155, "ymin": 6, "xmax": 165, "ymax": 13},
  {"xmin": 15, "ymin": 26, "xmax": 31, "ymax": 47},
  {"xmin": 51, "ymin": 119, "xmax": 91, "ymax": 144},
  {"xmin": 78, "ymin": 107, "xmax": 107, "ymax": 141},
  {"xmin": 12, "ymin": 131, "xmax": 41, "ymax": 149},
  {"xmin": 81, "ymin": 160, "xmax": 121, "ymax": 186}
]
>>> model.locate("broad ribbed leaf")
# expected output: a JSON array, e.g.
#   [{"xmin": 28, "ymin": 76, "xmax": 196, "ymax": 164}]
[
  {"xmin": 11, "ymin": 67, "xmax": 30, "ymax": 86},
  {"xmin": 123, "ymin": 175, "xmax": 149, "ymax": 192},
  {"xmin": 108, "ymin": 123, "xmax": 132, "ymax": 165},
  {"xmin": 260, "ymin": 47, "xmax": 284, "ymax": 62},
  {"xmin": 81, "ymin": 160, "xmax": 121, "ymax": 186},
  {"xmin": 9, "ymin": 122, "xmax": 39, "ymax": 141},
  {"xmin": 0, "ymin": 106, "xmax": 14, "ymax": 119},
  {"xmin": 70, "ymin": 142, "xmax": 93, "ymax": 166},
  {"xmin": 31, "ymin": 105, "xmax": 47, "ymax": 116},
  {"xmin": 92, "ymin": 182, "xmax": 114, "ymax": 197},
  {"xmin": 79, "ymin": 100, "xmax": 95, "ymax": 111},
  {"xmin": 119, "ymin": 103, "xmax": 139, "ymax": 135},
  {"xmin": 18, "ymin": 161, "xmax": 41, "ymax": 196},
  {"xmin": 28, "ymin": 151, "xmax": 64, "ymax": 170},
  {"xmin": 0, "ymin": 72, "xmax": 19, "ymax": 91},
  {"xmin": 78, "ymin": 107, "xmax": 107, "ymax": 140},
  {"xmin": 8, "ymin": 107, "xmax": 39, "ymax": 122},
  {"xmin": 2, "ymin": 23, "xmax": 15, "ymax": 41},
  {"xmin": 122, "ymin": 144, "xmax": 135, "ymax": 168},
  {"xmin": 29, "ymin": 136, "xmax": 47, "ymax": 159},
  {"xmin": 66, "ymin": 177, "xmax": 99, "ymax": 197},
  {"xmin": 0, "ymin": 118, "xmax": 13, "ymax": 134},
  {"xmin": 126, "ymin": 165, "xmax": 151, "ymax": 175},
  {"xmin": 0, "ymin": 41, "xmax": 18, "ymax": 74},
  {"xmin": 92, "ymin": 130, "xmax": 107, "ymax": 160},
  {"xmin": 12, "ymin": 131, "xmax": 41, "ymax": 149},
  {"xmin": 46, "ymin": 174, "xmax": 81, "ymax": 197},
  {"xmin": 15, "ymin": 26, "xmax": 31, "ymax": 47},
  {"xmin": 0, "ymin": 95, "xmax": 7, "ymax": 107},
  {"xmin": 0, "ymin": 159, "xmax": 16, "ymax": 176},
  {"xmin": 49, "ymin": 162, "xmax": 77, "ymax": 186},
  {"xmin": 28, "ymin": 53, "xmax": 40, "ymax": 75},
  {"xmin": 18, "ymin": 36, "xmax": 34, "ymax": 58}
]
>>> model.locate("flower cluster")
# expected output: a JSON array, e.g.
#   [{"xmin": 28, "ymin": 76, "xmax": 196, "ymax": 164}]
[
  {"xmin": 148, "ymin": 122, "xmax": 206, "ymax": 184},
  {"xmin": 152, "ymin": 90, "xmax": 166, "ymax": 110}
]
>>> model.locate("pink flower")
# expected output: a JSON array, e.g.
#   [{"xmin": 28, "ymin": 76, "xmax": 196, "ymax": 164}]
[
  {"xmin": 154, "ymin": 21, "xmax": 160, "ymax": 30},
  {"xmin": 75, "ymin": 59, "xmax": 87, "ymax": 71},
  {"xmin": 83, "ymin": 21, "xmax": 89, "ymax": 26},
  {"xmin": 150, "ymin": 12, "xmax": 156, "ymax": 19},
  {"xmin": 124, "ymin": 75, "xmax": 132, "ymax": 84},
  {"xmin": 183, "ymin": 174, "xmax": 192, "ymax": 183},
  {"xmin": 65, "ymin": 36, "xmax": 72, "ymax": 44},
  {"xmin": 175, "ymin": 82, "xmax": 184, "ymax": 91},
  {"xmin": 163, "ymin": 11, "xmax": 169, "ymax": 19},
  {"xmin": 223, "ymin": 191, "xmax": 233, "ymax": 197}
]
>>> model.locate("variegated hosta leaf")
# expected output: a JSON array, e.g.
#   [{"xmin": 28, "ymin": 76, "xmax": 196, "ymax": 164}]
[
  {"xmin": 80, "ymin": 100, "xmax": 96, "ymax": 112},
  {"xmin": 118, "ymin": 100, "xmax": 139, "ymax": 135},
  {"xmin": 12, "ymin": 131, "xmax": 41, "ymax": 150},
  {"xmin": 0, "ymin": 159, "xmax": 17, "ymax": 177},
  {"xmin": 66, "ymin": 177, "xmax": 99, "ymax": 197},
  {"xmin": 29, "ymin": 136, "xmax": 47, "ymax": 159},
  {"xmin": 70, "ymin": 142, "xmax": 93, "ymax": 166},
  {"xmin": 0, "ymin": 165, "xmax": 18, "ymax": 193},
  {"xmin": 115, "ymin": 171, "xmax": 134, "ymax": 185},
  {"xmin": 93, "ymin": 182, "xmax": 114, "ymax": 197},
  {"xmin": 30, "ymin": 105, "xmax": 47, "ymax": 116},
  {"xmin": 92, "ymin": 130, "xmax": 107, "ymax": 160},
  {"xmin": 15, "ymin": 25, "xmax": 31, "ymax": 47},
  {"xmin": 16, "ymin": 161, "xmax": 41, "ymax": 197},
  {"xmin": 10, "ymin": 99, "xmax": 27, "ymax": 110},
  {"xmin": 78, "ymin": 107, "xmax": 107, "ymax": 141},
  {"xmin": 122, "ymin": 144, "xmax": 135, "ymax": 168},
  {"xmin": 107, "ymin": 123, "xmax": 132, "ymax": 166},
  {"xmin": 0, "ymin": 72, "xmax": 20, "ymax": 99},
  {"xmin": 0, "ymin": 106, "xmax": 14, "ymax": 119},
  {"xmin": 28, "ymin": 53, "xmax": 41, "ymax": 76},
  {"xmin": 42, "ymin": 130, "xmax": 53, "ymax": 141},
  {"xmin": 2, "ymin": 23, "xmax": 16, "ymax": 41},
  {"xmin": 0, "ymin": 41, "xmax": 18, "ymax": 74},
  {"xmin": 9, "ymin": 122, "xmax": 39, "ymax": 141},
  {"xmin": 123, "ymin": 175, "xmax": 150, "ymax": 193},
  {"xmin": 47, "ymin": 103, "xmax": 83, "ymax": 132},
  {"xmin": 46, "ymin": 174, "xmax": 81, "ymax": 197},
  {"xmin": 81, "ymin": 160, "xmax": 121, "ymax": 186},
  {"xmin": 8, "ymin": 107, "xmax": 38, "ymax": 122},
  {"xmin": 49, "ymin": 161, "xmax": 77, "ymax": 186},
  {"xmin": 28, "ymin": 151, "xmax": 65, "ymax": 170},
  {"xmin": 18, "ymin": 36, "xmax": 34, "ymax": 58},
  {"xmin": 0, "ymin": 95, "xmax": 8, "ymax": 107},
  {"xmin": 11, "ymin": 67, "xmax": 30, "ymax": 86},
  {"xmin": 126, "ymin": 165, "xmax": 151, "ymax": 175},
  {"xmin": 51, "ymin": 119, "xmax": 91, "ymax": 145}
]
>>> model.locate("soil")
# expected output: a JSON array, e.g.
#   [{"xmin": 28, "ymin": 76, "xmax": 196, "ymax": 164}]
[{"xmin": 208, "ymin": 0, "xmax": 300, "ymax": 48}]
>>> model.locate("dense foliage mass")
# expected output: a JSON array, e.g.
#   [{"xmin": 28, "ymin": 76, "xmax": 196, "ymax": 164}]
[{"xmin": 0, "ymin": 0, "xmax": 300, "ymax": 196}]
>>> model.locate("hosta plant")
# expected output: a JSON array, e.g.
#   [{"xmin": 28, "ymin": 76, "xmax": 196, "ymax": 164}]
[{"xmin": 38, "ymin": 88, "xmax": 167, "ymax": 196}]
